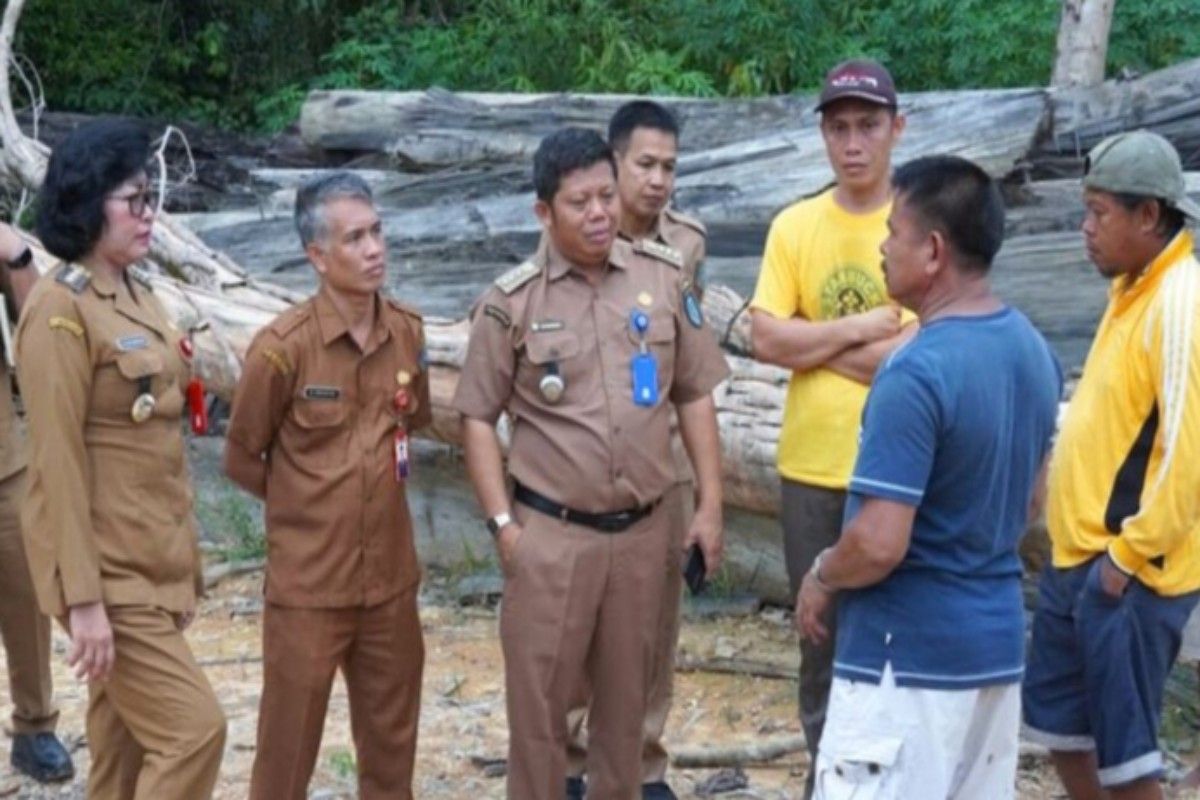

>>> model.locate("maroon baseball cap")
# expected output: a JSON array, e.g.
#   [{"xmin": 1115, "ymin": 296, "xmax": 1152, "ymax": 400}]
[{"xmin": 816, "ymin": 59, "xmax": 897, "ymax": 112}]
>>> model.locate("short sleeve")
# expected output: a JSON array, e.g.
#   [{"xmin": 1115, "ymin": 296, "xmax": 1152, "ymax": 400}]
[
  {"xmin": 848, "ymin": 359, "xmax": 941, "ymax": 507},
  {"xmin": 226, "ymin": 327, "xmax": 296, "ymax": 457},
  {"xmin": 750, "ymin": 212, "xmax": 801, "ymax": 320},
  {"xmin": 453, "ymin": 288, "xmax": 517, "ymax": 423},
  {"xmin": 671, "ymin": 281, "xmax": 731, "ymax": 404},
  {"xmin": 409, "ymin": 322, "xmax": 434, "ymax": 432}
]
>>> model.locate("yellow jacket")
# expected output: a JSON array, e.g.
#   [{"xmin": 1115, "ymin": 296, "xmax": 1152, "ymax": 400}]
[{"xmin": 1047, "ymin": 230, "xmax": 1200, "ymax": 595}]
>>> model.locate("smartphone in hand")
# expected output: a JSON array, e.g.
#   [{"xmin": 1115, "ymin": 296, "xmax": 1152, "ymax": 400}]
[{"xmin": 683, "ymin": 544, "xmax": 708, "ymax": 595}]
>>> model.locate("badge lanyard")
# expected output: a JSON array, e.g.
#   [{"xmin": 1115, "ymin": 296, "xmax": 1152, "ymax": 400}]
[
  {"xmin": 629, "ymin": 310, "xmax": 659, "ymax": 407},
  {"xmin": 394, "ymin": 370, "xmax": 415, "ymax": 482}
]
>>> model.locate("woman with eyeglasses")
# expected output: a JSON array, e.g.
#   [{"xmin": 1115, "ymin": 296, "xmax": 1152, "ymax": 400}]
[{"xmin": 14, "ymin": 118, "xmax": 226, "ymax": 799}]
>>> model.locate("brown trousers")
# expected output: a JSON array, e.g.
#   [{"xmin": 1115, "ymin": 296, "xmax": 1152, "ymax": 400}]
[
  {"xmin": 0, "ymin": 470, "xmax": 56, "ymax": 735},
  {"xmin": 502, "ymin": 498, "xmax": 672, "ymax": 800},
  {"xmin": 566, "ymin": 481, "xmax": 692, "ymax": 784},
  {"xmin": 249, "ymin": 585, "xmax": 424, "ymax": 800},
  {"xmin": 86, "ymin": 605, "xmax": 226, "ymax": 800}
]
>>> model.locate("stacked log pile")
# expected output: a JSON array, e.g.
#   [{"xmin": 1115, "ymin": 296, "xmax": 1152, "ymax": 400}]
[{"xmin": 4, "ymin": 0, "xmax": 1200, "ymax": 601}]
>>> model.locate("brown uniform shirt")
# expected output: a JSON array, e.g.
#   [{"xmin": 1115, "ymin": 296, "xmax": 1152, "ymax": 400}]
[
  {"xmin": 616, "ymin": 207, "xmax": 710, "ymax": 485},
  {"xmin": 454, "ymin": 238, "xmax": 729, "ymax": 513},
  {"xmin": 15, "ymin": 264, "xmax": 199, "ymax": 616},
  {"xmin": 226, "ymin": 290, "xmax": 432, "ymax": 609}
]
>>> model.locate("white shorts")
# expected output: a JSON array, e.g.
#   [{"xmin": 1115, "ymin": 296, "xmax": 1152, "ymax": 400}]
[{"xmin": 813, "ymin": 664, "xmax": 1020, "ymax": 800}]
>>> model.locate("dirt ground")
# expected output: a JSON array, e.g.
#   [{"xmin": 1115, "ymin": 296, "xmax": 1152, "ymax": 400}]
[{"xmin": 1, "ymin": 571, "xmax": 1197, "ymax": 800}]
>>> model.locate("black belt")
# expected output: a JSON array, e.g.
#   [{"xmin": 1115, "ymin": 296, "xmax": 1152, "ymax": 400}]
[{"xmin": 513, "ymin": 482, "xmax": 660, "ymax": 533}]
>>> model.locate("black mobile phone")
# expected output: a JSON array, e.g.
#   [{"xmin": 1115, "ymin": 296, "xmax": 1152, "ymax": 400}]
[{"xmin": 683, "ymin": 544, "xmax": 707, "ymax": 595}]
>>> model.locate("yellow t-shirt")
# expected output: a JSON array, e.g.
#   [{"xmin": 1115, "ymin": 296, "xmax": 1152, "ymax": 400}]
[{"xmin": 750, "ymin": 188, "xmax": 892, "ymax": 488}]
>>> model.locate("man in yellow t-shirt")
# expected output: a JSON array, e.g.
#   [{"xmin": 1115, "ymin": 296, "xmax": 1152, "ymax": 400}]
[{"xmin": 750, "ymin": 58, "xmax": 915, "ymax": 797}]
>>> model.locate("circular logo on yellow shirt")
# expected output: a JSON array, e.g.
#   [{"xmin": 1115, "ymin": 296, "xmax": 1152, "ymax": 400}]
[{"xmin": 820, "ymin": 266, "xmax": 884, "ymax": 319}]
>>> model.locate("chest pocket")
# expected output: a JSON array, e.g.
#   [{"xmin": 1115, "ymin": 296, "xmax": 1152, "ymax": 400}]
[
  {"xmin": 93, "ymin": 348, "xmax": 174, "ymax": 422},
  {"xmin": 287, "ymin": 390, "xmax": 349, "ymax": 468},
  {"xmin": 626, "ymin": 309, "xmax": 676, "ymax": 398},
  {"xmin": 521, "ymin": 330, "xmax": 582, "ymax": 398}
]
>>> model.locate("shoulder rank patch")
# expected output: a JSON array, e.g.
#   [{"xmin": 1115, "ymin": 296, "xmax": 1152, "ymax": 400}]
[
  {"xmin": 664, "ymin": 207, "xmax": 707, "ymax": 238},
  {"xmin": 483, "ymin": 303, "xmax": 512, "ymax": 329},
  {"xmin": 268, "ymin": 305, "xmax": 311, "ymax": 340},
  {"xmin": 261, "ymin": 348, "xmax": 292, "ymax": 376},
  {"xmin": 54, "ymin": 264, "xmax": 91, "ymax": 294},
  {"xmin": 48, "ymin": 316, "xmax": 84, "ymax": 338},
  {"xmin": 494, "ymin": 260, "xmax": 540, "ymax": 295},
  {"xmin": 637, "ymin": 239, "xmax": 684, "ymax": 270}
]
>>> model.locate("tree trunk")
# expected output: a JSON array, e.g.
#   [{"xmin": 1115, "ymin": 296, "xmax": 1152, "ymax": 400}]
[{"xmin": 1051, "ymin": 0, "xmax": 1116, "ymax": 89}]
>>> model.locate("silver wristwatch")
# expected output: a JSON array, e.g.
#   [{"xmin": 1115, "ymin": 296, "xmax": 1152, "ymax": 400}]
[{"xmin": 486, "ymin": 511, "xmax": 513, "ymax": 537}]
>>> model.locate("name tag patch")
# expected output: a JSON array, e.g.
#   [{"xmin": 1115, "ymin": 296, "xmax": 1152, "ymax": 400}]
[
  {"xmin": 116, "ymin": 335, "xmax": 149, "ymax": 351},
  {"xmin": 303, "ymin": 385, "xmax": 341, "ymax": 400}
]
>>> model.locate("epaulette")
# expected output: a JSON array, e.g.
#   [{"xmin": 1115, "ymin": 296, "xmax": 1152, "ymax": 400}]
[
  {"xmin": 54, "ymin": 263, "xmax": 91, "ymax": 294},
  {"xmin": 385, "ymin": 296, "xmax": 424, "ymax": 321},
  {"xmin": 128, "ymin": 265, "xmax": 155, "ymax": 292},
  {"xmin": 267, "ymin": 303, "xmax": 312, "ymax": 340},
  {"xmin": 635, "ymin": 239, "xmax": 684, "ymax": 270},
  {"xmin": 663, "ymin": 207, "xmax": 707, "ymax": 238},
  {"xmin": 494, "ymin": 260, "xmax": 540, "ymax": 295}
]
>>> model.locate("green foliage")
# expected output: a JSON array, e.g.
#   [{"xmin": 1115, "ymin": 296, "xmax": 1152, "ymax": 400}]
[
  {"xmin": 15, "ymin": 0, "xmax": 1200, "ymax": 133},
  {"xmin": 196, "ymin": 486, "xmax": 264, "ymax": 562}
]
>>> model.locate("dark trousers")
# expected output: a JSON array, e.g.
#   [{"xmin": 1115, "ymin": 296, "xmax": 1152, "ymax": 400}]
[{"xmin": 780, "ymin": 479, "xmax": 846, "ymax": 800}]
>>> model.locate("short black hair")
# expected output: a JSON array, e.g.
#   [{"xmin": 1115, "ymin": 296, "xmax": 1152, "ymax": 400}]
[
  {"xmin": 533, "ymin": 127, "xmax": 616, "ymax": 203},
  {"xmin": 1110, "ymin": 192, "xmax": 1186, "ymax": 241},
  {"xmin": 607, "ymin": 100, "xmax": 680, "ymax": 153},
  {"xmin": 892, "ymin": 155, "xmax": 1005, "ymax": 273},
  {"xmin": 36, "ymin": 118, "xmax": 152, "ymax": 263}
]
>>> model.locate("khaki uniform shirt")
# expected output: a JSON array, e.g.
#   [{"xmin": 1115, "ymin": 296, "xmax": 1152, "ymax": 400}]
[
  {"xmin": 226, "ymin": 290, "xmax": 432, "ymax": 609},
  {"xmin": 454, "ymin": 238, "xmax": 729, "ymax": 513},
  {"xmin": 617, "ymin": 207, "xmax": 709, "ymax": 485},
  {"xmin": 16, "ymin": 264, "xmax": 199, "ymax": 616},
  {"xmin": 0, "ymin": 360, "xmax": 25, "ymax": 483}
]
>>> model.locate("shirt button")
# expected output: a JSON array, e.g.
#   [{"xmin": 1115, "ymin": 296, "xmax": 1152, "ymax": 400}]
[{"xmin": 615, "ymin": 469, "xmax": 623, "ymax": 479}]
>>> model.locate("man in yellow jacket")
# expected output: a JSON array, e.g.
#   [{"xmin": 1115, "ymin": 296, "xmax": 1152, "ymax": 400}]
[{"xmin": 1024, "ymin": 130, "xmax": 1200, "ymax": 800}]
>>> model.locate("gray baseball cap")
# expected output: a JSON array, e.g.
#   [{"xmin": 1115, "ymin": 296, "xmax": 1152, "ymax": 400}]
[{"xmin": 1083, "ymin": 130, "xmax": 1200, "ymax": 220}]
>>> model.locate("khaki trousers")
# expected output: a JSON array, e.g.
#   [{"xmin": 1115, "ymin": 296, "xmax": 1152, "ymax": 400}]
[
  {"xmin": 566, "ymin": 481, "xmax": 692, "ymax": 784},
  {"xmin": 86, "ymin": 605, "xmax": 226, "ymax": 800},
  {"xmin": 249, "ymin": 585, "xmax": 424, "ymax": 800},
  {"xmin": 502, "ymin": 498, "xmax": 672, "ymax": 800},
  {"xmin": 0, "ymin": 470, "xmax": 56, "ymax": 735}
]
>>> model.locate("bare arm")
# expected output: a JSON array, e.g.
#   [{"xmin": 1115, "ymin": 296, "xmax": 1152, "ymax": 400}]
[
  {"xmin": 462, "ymin": 415, "xmax": 524, "ymax": 565},
  {"xmin": 0, "ymin": 222, "xmax": 35, "ymax": 313},
  {"xmin": 223, "ymin": 440, "xmax": 268, "ymax": 500},
  {"xmin": 462, "ymin": 416, "xmax": 511, "ymax": 520},
  {"xmin": 826, "ymin": 321, "xmax": 918, "ymax": 385},
  {"xmin": 677, "ymin": 394, "xmax": 724, "ymax": 575},
  {"xmin": 750, "ymin": 305, "xmax": 900, "ymax": 373},
  {"xmin": 795, "ymin": 497, "xmax": 916, "ymax": 644}
]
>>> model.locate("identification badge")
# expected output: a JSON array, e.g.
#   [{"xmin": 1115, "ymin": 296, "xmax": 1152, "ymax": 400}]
[
  {"xmin": 631, "ymin": 352, "xmax": 659, "ymax": 407},
  {"xmin": 394, "ymin": 426, "xmax": 410, "ymax": 482},
  {"xmin": 187, "ymin": 378, "xmax": 208, "ymax": 435}
]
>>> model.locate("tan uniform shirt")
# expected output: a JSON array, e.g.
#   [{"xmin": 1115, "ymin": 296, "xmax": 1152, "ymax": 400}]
[
  {"xmin": 15, "ymin": 264, "xmax": 199, "ymax": 616},
  {"xmin": 0, "ymin": 360, "xmax": 25, "ymax": 482},
  {"xmin": 226, "ymin": 290, "xmax": 432, "ymax": 609},
  {"xmin": 454, "ymin": 238, "xmax": 729, "ymax": 513},
  {"xmin": 617, "ymin": 207, "xmax": 709, "ymax": 485}
]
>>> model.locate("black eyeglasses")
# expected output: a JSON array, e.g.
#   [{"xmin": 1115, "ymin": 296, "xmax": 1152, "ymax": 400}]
[{"xmin": 108, "ymin": 189, "xmax": 159, "ymax": 217}]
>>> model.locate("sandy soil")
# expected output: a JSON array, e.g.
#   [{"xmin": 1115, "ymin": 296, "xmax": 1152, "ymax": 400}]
[{"xmin": 0, "ymin": 572, "xmax": 1193, "ymax": 799}]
